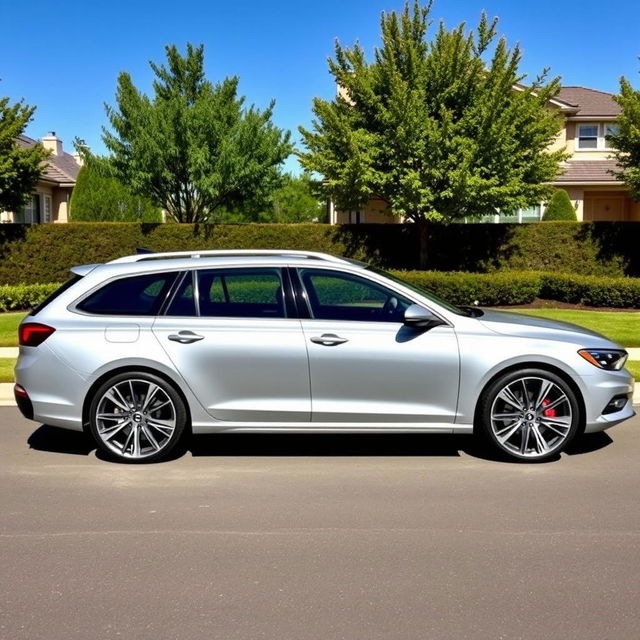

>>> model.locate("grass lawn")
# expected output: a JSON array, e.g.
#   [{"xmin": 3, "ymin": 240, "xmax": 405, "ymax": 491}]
[
  {"xmin": 0, "ymin": 312, "xmax": 25, "ymax": 347},
  {"xmin": 0, "ymin": 358, "xmax": 15, "ymax": 383},
  {"xmin": 513, "ymin": 310, "xmax": 640, "ymax": 347},
  {"xmin": 626, "ymin": 360, "xmax": 640, "ymax": 382}
]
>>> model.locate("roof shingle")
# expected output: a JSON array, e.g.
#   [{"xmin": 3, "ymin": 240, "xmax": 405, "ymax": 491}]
[
  {"xmin": 554, "ymin": 159, "xmax": 622, "ymax": 183},
  {"xmin": 16, "ymin": 134, "xmax": 80, "ymax": 184},
  {"xmin": 556, "ymin": 87, "xmax": 620, "ymax": 117}
]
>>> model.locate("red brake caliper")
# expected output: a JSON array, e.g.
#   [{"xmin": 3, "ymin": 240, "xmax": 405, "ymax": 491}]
[{"xmin": 542, "ymin": 398, "xmax": 556, "ymax": 418}]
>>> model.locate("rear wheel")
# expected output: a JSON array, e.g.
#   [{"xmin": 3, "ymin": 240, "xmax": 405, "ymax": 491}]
[
  {"xmin": 88, "ymin": 372, "xmax": 187, "ymax": 463},
  {"xmin": 479, "ymin": 368, "xmax": 580, "ymax": 462}
]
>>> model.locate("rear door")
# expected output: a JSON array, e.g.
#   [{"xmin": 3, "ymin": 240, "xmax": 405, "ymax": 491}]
[
  {"xmin": 295, "ymin": 267, "xmax": 460, "ymax": 425},
  {"xmin": 153, "ymin": 267, "xmax": 310, "ymax": 422}
]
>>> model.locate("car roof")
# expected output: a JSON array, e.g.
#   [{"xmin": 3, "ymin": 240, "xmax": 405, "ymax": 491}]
[{"xmin": 73, "ymin": 250, "xmax": 369, "ymax": 278}]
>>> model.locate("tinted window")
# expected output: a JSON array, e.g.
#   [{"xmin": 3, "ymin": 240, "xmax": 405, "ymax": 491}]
[
  {"xmin": 77, "ymin": 273, "xmax": 177, "ymax": 315},
  {"xmin": 166, "ymin": 273, "xmax": 197, "ymax": 316},
  {"xmin": 197, "ymin": 268, "xmax": 285, "ymax": 318},
  {"xmin": 299, "ymin": 269, "xmax": 411, "ymax": 322}
]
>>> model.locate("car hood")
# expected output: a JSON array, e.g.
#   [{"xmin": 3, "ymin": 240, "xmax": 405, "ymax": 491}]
[{"xmin": 477, "ymin": 309, "xmax": 617, "ymax": 346}]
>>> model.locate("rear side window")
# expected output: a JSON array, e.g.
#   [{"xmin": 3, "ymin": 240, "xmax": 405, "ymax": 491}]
[
  {"xmin": 197, "ymin": 268, "xmax": 285, "ymax": 318},
  {"xmin": 77, "ymin": 273, "xmax": 177, "ymax": 316}
]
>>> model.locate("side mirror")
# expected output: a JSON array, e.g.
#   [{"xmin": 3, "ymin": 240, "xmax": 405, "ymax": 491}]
[{"xmin": 403, "ymin": 304, "xmax": 446, "ymax": 330}]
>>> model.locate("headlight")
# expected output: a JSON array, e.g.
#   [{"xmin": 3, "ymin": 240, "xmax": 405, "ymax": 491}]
[{"xmin": 578, "ymin": 349, "xmax": 628, "ymax": 370}]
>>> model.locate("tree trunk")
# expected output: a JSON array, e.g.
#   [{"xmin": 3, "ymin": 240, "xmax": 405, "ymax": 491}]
[{"xmin": 416, "ymin": 218, "xmax": 429, "ymax": 270}]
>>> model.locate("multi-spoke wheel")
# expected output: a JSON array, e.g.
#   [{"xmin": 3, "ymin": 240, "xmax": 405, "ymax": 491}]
[
  {"xmin": 479, "ymin": 369, "xmax": 580, "ymax": 461},
  {"xmin": 88, "ymin": 372, "xmax": 187, "ymax": 462}
]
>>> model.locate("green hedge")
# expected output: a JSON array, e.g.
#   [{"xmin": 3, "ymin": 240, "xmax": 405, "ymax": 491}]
[
  {"xmin": 0, "ymin": 283, "xmax": 60, "ymax": 312},
  {"xmin": 389, "ymin": 271, "xmax": 541, "ymax": 306},
  {"xmin": 2, "ymin": 271, "xmax": 639, "ymax": 311},
  {"xmin": 2, "ymin": 221, "xmax": 640, "ymax": 285}
]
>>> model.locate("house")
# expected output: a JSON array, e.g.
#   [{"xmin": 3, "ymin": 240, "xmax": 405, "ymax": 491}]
[
  {"xmin": 328, "ymin": 86, "xmax": 639, "ymax": 224},
  {"xmin": 0, "ymin": 132, "xmax": 81, "ymax": 224}
]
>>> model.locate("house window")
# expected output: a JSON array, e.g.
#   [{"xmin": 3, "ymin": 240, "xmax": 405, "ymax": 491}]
[
  {"xmin": 604, "ymin": 123, "xmax": 620, "ymax": 149},
  {"xmin": 576, "ymin": 123, "xmax": 619, "ymax": 150},
  {"xmin": 19, "ymin": 195, "xmax": 41, "ymax": 223},
  {"xmin": 43, "ymin": 195, "xmax": 52, "ymax": 223},
  {"xmin": 577, "ymin": 124, "xmax": 599, "ymax": 149}
]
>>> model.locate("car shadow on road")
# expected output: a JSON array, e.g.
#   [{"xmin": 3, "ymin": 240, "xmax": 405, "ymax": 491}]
[{"xmin": 27, "ymin": 424, "xmax": 614, "ymax": 464}]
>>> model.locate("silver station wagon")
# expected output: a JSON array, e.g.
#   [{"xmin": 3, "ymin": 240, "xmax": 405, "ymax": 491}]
[{"xmin": 14, "ymin": 250, "xmax": 635, "ymax": 463}]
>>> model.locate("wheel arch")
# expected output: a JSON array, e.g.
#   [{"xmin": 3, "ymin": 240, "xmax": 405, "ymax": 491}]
[
  {"xmin": 82, "ymin": 365, "xmax": 192, "ymax": 434},
  {"xmin": 472, "ymin": 361, "xmax": 586, "ymax": 435}
]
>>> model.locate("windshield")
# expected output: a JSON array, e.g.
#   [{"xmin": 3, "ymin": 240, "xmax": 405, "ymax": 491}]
[{"xmin": 367, "ymin": 266, "xmax": 474, "ymax": 317}]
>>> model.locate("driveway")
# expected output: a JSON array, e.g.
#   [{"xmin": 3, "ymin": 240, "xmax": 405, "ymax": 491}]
[{"xmin": 1, "ymin": 408, "xmax": 639, "ymax": 639}]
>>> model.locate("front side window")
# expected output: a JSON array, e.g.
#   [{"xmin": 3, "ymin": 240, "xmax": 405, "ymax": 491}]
[
  {"xmin": 77, "ymin": 272, "xmax": 177, "ymax": 315},
  {"xmin": 196, "ymin": 268, "xmax": 286, "ymax": 318},
  {"xmin": 299, "ymin": 269, "xmax": 412, "ymax": 322}
]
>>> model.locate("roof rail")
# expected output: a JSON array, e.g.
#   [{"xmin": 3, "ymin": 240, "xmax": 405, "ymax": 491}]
[{"xmin": 108, "ymin": 249, "xmax": 355, "ymax": 265}]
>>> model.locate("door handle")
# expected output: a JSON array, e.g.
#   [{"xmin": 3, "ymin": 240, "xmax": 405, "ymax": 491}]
[
  {"xmin": 168, "ymin": 330, "xmax": 204, "ymax": 344},
  {"xmin": 310, "ymin": 333, "xmax": 349, "ymax": 346}
]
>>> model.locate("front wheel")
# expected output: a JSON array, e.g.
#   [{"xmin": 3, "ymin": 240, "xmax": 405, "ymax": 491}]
[
  {"xmin": 479, "ymin": 369, "xmax": 581, "ymax": 462},
  {"xmin": 88, "ymin": 372, "xmax": 187, "ymax": 463}
]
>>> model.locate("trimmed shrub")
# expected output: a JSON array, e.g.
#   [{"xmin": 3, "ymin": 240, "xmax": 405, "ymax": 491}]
[
  {"xmin": 542, "ymin": 190, "xmax": 577, "ymax": 221},
  {"xmin": 1, "ymin": 222, "xmax": 640, "ymax": 284},
  {"xmin": 389, "ymin": 271, "xmax": 542, "ymax": 306},
  {"xmin": 541, "ymin": 273, "xmax": 640, "ymax": 308},
  {"xmin": 0, "ymin": 283, "xmax": 60, "ymax": 312}
]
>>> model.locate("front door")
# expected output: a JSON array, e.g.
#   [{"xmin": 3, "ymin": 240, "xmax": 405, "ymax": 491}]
[
  {"xmin": 296, "ymin": 268, "xmax": 460, "ymax": 425},
  {"xmin": 153, "ymin": 267, "xmax": 310, "ymax": 422}
]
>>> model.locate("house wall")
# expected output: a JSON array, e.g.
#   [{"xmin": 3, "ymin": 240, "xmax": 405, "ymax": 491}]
[
  {"xmin": 557, "ymin": 186, "xmax": 640, "ymax": 222},
  {"xmin": 52, "ymin": 187, "xmax": 71, "ymax": 223}
]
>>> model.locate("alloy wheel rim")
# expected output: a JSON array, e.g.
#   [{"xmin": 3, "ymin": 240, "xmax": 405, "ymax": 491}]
[
  {"xmin": 490, "ymin": 377, "xmax": 572, "ymax": 458},
  {"xmin": 95, "ymin": 379, "xmax": 176, "ymax": 459}
]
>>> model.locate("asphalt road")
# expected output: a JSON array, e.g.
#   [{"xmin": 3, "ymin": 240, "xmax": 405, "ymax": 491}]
[{"xmin": 1, "ymin": 408, "xmax": 639, "ymax": 640}]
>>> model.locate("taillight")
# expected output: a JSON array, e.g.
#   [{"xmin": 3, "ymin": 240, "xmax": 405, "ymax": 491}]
[{"xmin": 19, "ymin": 323, "xmax": 56, "ymax": 347}]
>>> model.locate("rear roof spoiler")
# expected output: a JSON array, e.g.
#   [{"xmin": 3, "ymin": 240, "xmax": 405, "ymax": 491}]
[{"xmin": 70, "ymin": 264, "xmax": 101, "ymax": 277}]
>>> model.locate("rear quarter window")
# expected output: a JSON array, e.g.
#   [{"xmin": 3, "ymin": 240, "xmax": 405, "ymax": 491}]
[{"xmin": 76, "ymin": 272, "xmax": 177, "ymax": 316}]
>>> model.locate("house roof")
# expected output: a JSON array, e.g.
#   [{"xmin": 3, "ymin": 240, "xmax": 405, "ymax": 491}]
[
  {"xmin": 554, "ymin": 159, "xmax": 622, "ymax": 184},
  {"xmin": 17, "ymin": 134, "xmax": 81, "ymax": 185},
  {"xmin": 556, "ymin": 87, "xmax": 620, "ymax": 117}
]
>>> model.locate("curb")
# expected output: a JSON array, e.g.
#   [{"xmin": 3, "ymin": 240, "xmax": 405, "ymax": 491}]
[{"xmin": 0, "ymin": 347, "xmax": 18, "ymax": 358}]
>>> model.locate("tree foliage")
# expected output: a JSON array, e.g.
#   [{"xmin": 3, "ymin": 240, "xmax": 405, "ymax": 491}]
[
  {"xmin": 269, "ymin": 172, "xmax": 326, "ymax": 222},
  {"xmin": 299, "ymin": 1, "xmax": 567, "ymax": 265},
  {"xmin": 542, "ymin": 189, "xmax": 576, "ymax": 221},
  {"xmin": 70, "ymin": 163, "xmax": 162, "ymax": 222},
  {"xmin": 0, "ymin": 87, "xmax": 48, "ymax": 212},
  {"xmin": 611, "ymin": 74, "xmax": 640, "ymax": 199},
  {"xmin": 102, "ymin": 43, "xmax": 292, "ymax": 223}
]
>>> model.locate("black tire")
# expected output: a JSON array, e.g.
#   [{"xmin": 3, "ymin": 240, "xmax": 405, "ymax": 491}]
[
  {"xmin": 88, "ymin": 371, "xmax": 187, "ymax": 463},
  {"xmin": 478, "ymin": 368, "xmax": 581, "ymax": 462}
]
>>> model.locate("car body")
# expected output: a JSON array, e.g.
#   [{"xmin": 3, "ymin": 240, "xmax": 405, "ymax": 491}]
[{"xmin": 14, "ymin": 249, "xmax": 635, "ymax": 462}]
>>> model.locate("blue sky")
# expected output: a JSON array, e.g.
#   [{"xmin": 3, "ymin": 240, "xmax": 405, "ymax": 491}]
[{"xmin": 2, "ymin": 0, "xmax": 639, "ymax": 173}]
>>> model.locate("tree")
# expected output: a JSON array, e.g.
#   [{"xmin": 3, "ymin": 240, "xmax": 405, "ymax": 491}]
[
  {"xmin": 70, "ymin": 163, "xmax": 162, "ymax": 222},
  {"xmin": 0, "ymin": 87, "xmax": 48, "ymax": 213},
  {"xmin": 102, "ymin": 43, "xmax": 292, "ymax": 223},
  {"xmin": 299, "ymin": 1, "xmax": 567, "ymax": 267},
  {"xmin": 542, "ymin": 189, "xmax": 576, "ymax": 220},
  {"xmin": 268, "ymin": 172, "xmax": 326, "ymax": 222},
  {"xmin": 610, "ymin": 74, "xmax": 640, "ymax": 199}
]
